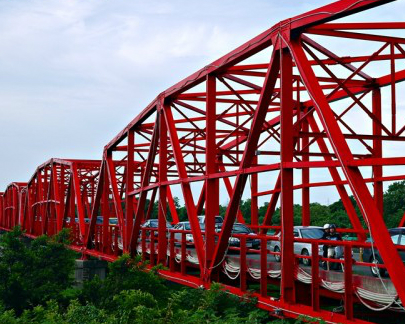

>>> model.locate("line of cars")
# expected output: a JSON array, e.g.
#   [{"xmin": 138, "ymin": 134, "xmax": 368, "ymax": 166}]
[
  {"xmin": 65, "ymin": 216, "xmax": 118, "ymax": 225},
  {"xmin": 270, "ymin": 226, "xmax": 405, "ymax": 277},
  {"xmin": 140, "ymin": 216, "xmax": 260, "ymax": 249},
  {"xmin": 269, "ymin": 226, "xmax": 325, "ymax": 266},
  {"xmin": 82, "ymin": 215, "xmax": 405, "ymax": 278}
]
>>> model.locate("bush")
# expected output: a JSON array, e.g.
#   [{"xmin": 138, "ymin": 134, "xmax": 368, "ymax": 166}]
[{"xmin": 0, "ymin": 227, "xmax": 76, "ymax": 314}]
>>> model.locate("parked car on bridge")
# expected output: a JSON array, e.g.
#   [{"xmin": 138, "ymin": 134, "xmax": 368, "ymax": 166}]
[
  {"xmin": 270, "ymin": 226, "xmax": 325, "ymax": 265},
  {"xmin": 140, "ymin": 219, "xmax": 173, "ymax": 238},
  {"xmin": 197, "ymin": 215, "xmax": 224, "ymax": 230},
  {"xmin": 65, "ymin": 217, "xmax": 90, "ymax": 224},
  {"xmin": 363, "ymin": 227, "xmax": 405, "ymax": 277},
  {"xmin": 173, "ymin": 221, "xmax": 203, "ymax": 245},
  {"xmin": 226, "ymin": 223, "xmax": 261, "ymax": 249},
  {"xmin": 96, "ymin": 216, "xmax": 119, "ymax": 225},
  {"xmin": 208, "ymin": 222, "xmax": 261, "ymax": 249}
]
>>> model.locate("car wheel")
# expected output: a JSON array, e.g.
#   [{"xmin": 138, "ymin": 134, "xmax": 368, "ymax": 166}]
[
  {"xmin": 301, "ymin": 249, "xmax": 311, "ymax": 266},
  {"xmin": 274, "ymin": 246, "xmax": 281, "ymax": 262},
  {"xmin": 370, "ymin": 256, "xmax": 386, "ymax": 277}
]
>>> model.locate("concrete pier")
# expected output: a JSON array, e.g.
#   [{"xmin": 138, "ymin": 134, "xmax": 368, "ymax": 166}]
[{"xmin": 74, "ymin": 259, "xmax": 108, "ymax": 286}]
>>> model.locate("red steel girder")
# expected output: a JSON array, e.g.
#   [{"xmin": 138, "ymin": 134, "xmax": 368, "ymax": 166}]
[{"xmin": 3, "ymin": 1, "xmax": 405, "ymax": 323}]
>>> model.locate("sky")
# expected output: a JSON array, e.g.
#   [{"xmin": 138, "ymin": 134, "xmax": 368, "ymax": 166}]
[{"xmin": 0, "ymin": 0, "xmax": 404, "ymax": 205}]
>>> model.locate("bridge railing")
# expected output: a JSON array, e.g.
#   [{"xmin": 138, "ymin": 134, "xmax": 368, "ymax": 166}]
[{"xmin": 132, "ymin": 224, "xmax": 403, "ymax": 322}]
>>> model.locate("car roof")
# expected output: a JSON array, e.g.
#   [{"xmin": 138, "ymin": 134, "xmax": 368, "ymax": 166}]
[{"xmin": 294, "ymin": 226, "xmax": 323, "ymax": 230}]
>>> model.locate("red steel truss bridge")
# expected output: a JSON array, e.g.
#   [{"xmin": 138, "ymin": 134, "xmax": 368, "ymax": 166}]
[{"xmin": 2, "ymin": 1, "xmax": 405, "ymax": 323}]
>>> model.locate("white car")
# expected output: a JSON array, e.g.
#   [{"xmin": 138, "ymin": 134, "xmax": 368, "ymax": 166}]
[
  {"xmin": 197, "ymin": 215, "xmax": 224, "ymax": 230},
  {"xmin": 173, "ymin": 221, "xmax": 204, "ymax": 245},
  {"xmin": 270, "ymin": 226, "xmax": 324, "ymax": 265}
]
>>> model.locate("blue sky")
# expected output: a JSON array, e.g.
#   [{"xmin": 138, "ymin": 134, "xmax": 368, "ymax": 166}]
[{"xmin": 0, "ymin": 0, "xmax": 404, "ymax": 204}]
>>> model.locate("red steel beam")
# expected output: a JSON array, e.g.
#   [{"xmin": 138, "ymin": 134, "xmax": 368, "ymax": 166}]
[{"xmin": 290, "ymin": 35, "xmax": 405, "ymax": 305}]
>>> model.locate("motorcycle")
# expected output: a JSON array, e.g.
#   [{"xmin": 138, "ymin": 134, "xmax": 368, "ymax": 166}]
[{"xmin": 322, "ymin": 238, "xmax": 345, "ymax": 271}]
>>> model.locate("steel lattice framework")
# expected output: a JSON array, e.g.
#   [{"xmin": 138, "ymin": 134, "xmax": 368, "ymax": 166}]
[
  {"xmin": 19, "ymin": 159, "xmax": 101, "ymax": 240},
  {"xmin": 2, "ymin": 1, "xmax": 405, "ymax": 322}
]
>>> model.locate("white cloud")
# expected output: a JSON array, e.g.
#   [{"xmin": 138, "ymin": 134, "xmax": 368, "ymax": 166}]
[{"xmin": 0, "ymin": 0, "xmax": 404, "ymax": 210}]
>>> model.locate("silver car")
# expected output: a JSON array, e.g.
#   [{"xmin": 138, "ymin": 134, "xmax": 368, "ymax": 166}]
[
  {"xmin": 173, "ymin": 221, "xmax": 205, "ymax": 246},
  {"xmin": 363, "ymin": 227, "xmax": 405, "ymax": 277},
  {"xmin": 270, "ymin": 226, "xmax": 324, "ymax": 266}
]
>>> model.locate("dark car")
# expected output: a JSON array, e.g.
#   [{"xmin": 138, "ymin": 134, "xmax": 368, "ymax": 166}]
[
  {"xmin": 95, "ymin": 216, "xmax": 119, "ymax": 225},
  {"xmin": 228, "ymin": 223, "xmax": 260, "ymax": 249},
  {"xmin": 363, "ymin": 227, "xmax": 405, "ymax": 277},
  {"xmin": 140, "ymin": 219, "xmax": 173, "ymax": 238}
]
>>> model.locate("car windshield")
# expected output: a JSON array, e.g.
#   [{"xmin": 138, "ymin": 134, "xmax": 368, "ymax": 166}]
[
  {"xmin": 367, "ymin": 229, "xmax": 402, "ymax": 243},
  {"xmin": 180, "ymin": 223, "xmax": 205, "ymax": 230},
  {"xmin": 109, "ymin": 218, "xmax": 118, "ymax": 225},
  {"xmin": 399, "ymin": 235, "xmax": 405, "ymax": 246},
  {"xmin": 198, "ymin": 216, "xmax": 222, "ymax": 224},
  {"xmin": 150, "ymin": 220, "xmax": 159, "ymax": 228},
  {"xmin": 300, "ymin": 228, "xmax": 324, "ymax": 239},
  {"xmin": 391, "ymin": 234, "xmax": 400, "ymax": 244},
  {"xmin": 232, "ymin": 224, "xmax": 251, "ymax": 234}
]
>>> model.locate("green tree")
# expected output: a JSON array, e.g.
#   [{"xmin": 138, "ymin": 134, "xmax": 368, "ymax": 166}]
[
  {"xmin": 384, "ymin": 181, "xmax": 405, "ymax": 228},
  {"xmin": 0, "ymin": 227, "xmax": 76, "ymax": 314},
  {"xmin": 240, "ymin": 199, "xmax": 252, "ymax": 223},
  {"xmin": 80, "ymin": 254, "xmax": 168, "ymax": 310}
]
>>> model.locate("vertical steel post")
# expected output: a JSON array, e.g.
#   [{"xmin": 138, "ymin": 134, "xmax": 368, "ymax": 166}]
[
  {"xmin": 251, "ymin": 156, "xmax": 259, "ymax": 229},
  {"xmin": 102, "ymin": 169, "xmax": 110, "ymax": 253},
  {"xmin": 301, "ymin": 109, "xmax": 310, "ymax": 226},
  {"xmin": 390, "ymin": 42, "xmax": 396, "ymax": 135},
  {"xmin": 150, "ymin": 229, "xmax": 156, "ymax": 266},
  {"xmin": 72, "ymin": 164, "xmax": 86, "ymax": 238},
  {"xmin": 311, "ymin": 242, "xmax": 320, "ymax": 311},
  {"xmin": 240, "ymin": 236, "xmax": 247, "ymax": 292},
  {"xmin": 13, "ymin": 186, "xmax": 18, "ymax": 228},
  {"xmin": 205, "ymin": 74, "xmax": 219, "ymax": 279},
  {"xmin": 52, "ymin": 164, "xmax": 62, "ymax": 232},
  {"xmin": 260, "ymin": 237, "xmax": 268, "ymax": 297},
  {"xmin": 141, "ymin": 228, "xmax": 146, "ymax": 261},
  {"xmin": 126, "ymin": 130, "xmax": 135, "ymax": 252},
  {"xmin": 158, "ymin": 109, "xmax": 168, "ymax": 264},
  {"xmin": 169, "ymin": 231, "xmax": 175, "ymax": 272},
  {"xmin": 280, "ymin": 46, "xmax": 295, "ymax": 303},
  {"xmin": 181, "ymin": 232, "xmax": 186, "ymax": 275},
  {"xmin": 344, "ymin": 245, "xmax": 353, "ymax": 320},
  {"xmin": 0, "ymin": 193, "xmax": 3, "ymax": 228},
  {"xmin": 59, "ymin": 165, "xmax": 66, "ymax": 231},
  {"xmin": 372, "ymin": 88, "xmax": 383, "ymax": 215}
]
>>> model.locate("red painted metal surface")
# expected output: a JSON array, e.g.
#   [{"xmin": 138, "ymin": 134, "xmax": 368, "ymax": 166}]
[
  {"xmin": 1, "ymin": 1, "xmax": 405, "ymax": 323},
  {"xmin": 0, "ymin": 182, "xmax": 26, "ymax": 230},
  {"xmin": 19, "ymin": 159, "xmax": 101, "ymax": 244}
]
